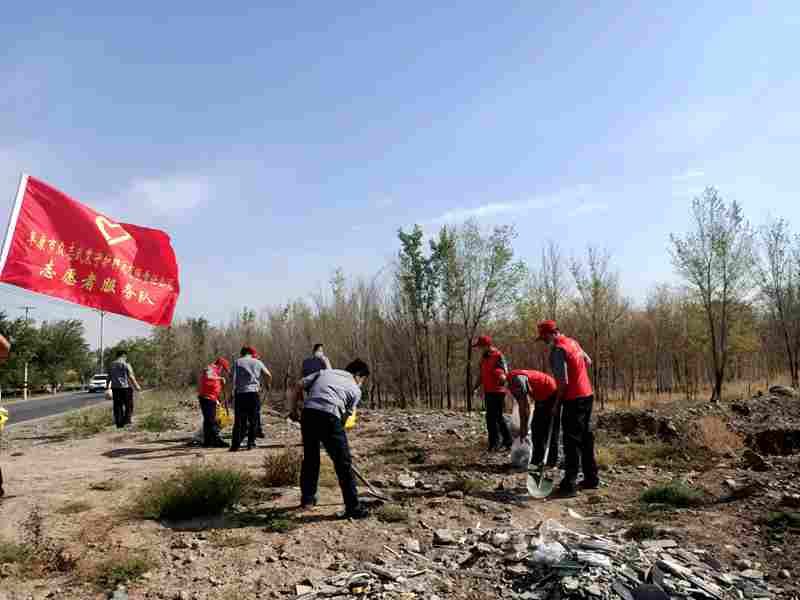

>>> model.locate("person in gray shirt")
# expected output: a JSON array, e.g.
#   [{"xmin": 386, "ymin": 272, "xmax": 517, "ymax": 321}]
[
  {"xmin": 230, "ymin": 346, "xmax": 272, "ymax": 451},
  {"xmin": 108, "ymin": 349, "xmax": 142, "ymax": 428},
  {"xmin": 299, "ymin": 358, "xmax": 370, "ymax": 519}
]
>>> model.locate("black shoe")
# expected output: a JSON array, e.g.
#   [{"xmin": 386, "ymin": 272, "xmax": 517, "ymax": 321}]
[
  {"xmin": 246, "ymin": 444, "xmax": 256, "ymax": 451},
  {"xmin": 578, "ymin": 479, "xmax": 600, "ymax": 490},
  {"xmin": 0, "ymin": 486, "xmax": 4, "ymax": 498},
  {"xmin": 211, "ymin": 439, "xmax": 229, "ymax": 448},
  {"xmin": 229, "ymin": 446, "xmax": 240, "ymax": 453},
  {"xmin": 550, "ymin": 485, "xmax": 577, "ymax": 499},
  {"xmin": 502, "ymin": 442, "xmax": 513, "ymax": 451},
  {"xmin": 300, "ymin": 495, "xmax": 319, "ymax": 510},
  {"xmin": 342, "ymin": 506, "xmax": 369, "ymax": 520},
  {"xmin": 255, "ymin": 431, "xmax": 265, "ymax": 439},
  {"xmin": 487, "ymin": 444, "xmax": 502, "ymax": 453}
]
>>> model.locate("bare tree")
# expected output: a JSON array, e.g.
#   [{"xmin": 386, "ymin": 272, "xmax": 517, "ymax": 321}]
[
  {"xmin": 452, "ymin": 220, "xmax": 526, "ymax": 410},
  {"xmin": 540, "ymin": 240, "xmax": 571, "ymax": 320},
  {"xmin": 670, "ymin": 187, "xmax": 756, "ymax": 402},
  {"xmin": 570, "ymin": 246, "xmax": 629, "ymax": 409},
  {"xmin": 757, "ymin": 218, "xmax": 800, "ymax": 388}
]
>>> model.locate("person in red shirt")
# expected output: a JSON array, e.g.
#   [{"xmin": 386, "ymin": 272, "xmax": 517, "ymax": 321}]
[
  {"xmin": 507, "ymin": 369, "xmax": 560, "ymax": 467},
  {"xmin": 471, "ymin": 336, "xmax": 512, "ymax": 452},
  {"xmin": 198, "ymin": 357, "xmax": 231, "ymax": 448},
  {"xmin": 536, "ymin": 320, "xmax": 599, "ymax": 498}
]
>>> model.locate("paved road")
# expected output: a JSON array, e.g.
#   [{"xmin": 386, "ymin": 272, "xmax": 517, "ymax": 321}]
[{"xmin": 3, "ymin": 391, "xmax": 110, "ymax": 425}]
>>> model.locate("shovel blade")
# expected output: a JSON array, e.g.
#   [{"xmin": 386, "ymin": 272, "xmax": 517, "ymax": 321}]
[{"xmin": 527, "ymin": 474, "xmax": 554, "ymax": 498}]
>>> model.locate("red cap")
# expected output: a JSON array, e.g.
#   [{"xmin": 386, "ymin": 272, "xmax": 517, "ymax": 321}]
[
  {"xmin": 215, "ymin": 357, "xmax": 230, "ymax": 372},
  {"xmin": 536, "ymin": 320, "xmax": 558, "ymax": 341},
  {"xmin": 244, "ymin": 345, "xmax": 259, "ymax": 358},
  {"xmin": 471, "ymin": 335, "xmax": 492, "ymax": 348}
]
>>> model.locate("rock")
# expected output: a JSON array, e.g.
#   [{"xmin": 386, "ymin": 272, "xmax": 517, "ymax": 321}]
[
  {"xmin": 780, "ymin": 569, "xmax": 791, "ymax": 579},
  {"xmin": 642, "ymin": 539, "xmax": 678, "ymax": 550},
  {"xmin": 769, "ymin": 385, "xmax": 798, "ymax": 398},
  {"xmin": 398, "ymin": 474, "xmax": 416, "ymax": 489},
  {"xmin": 562, "ymin": 577, "xmax": 580, "ymax": 592},
  {"xmin": 447, "ymin": 490, "xmax": 464, "ymax": 500},
  {"xmin": 110, "ymin": 591, "xmax": 128, "ymax": 600},
  {"xmin": 736, "ymin": 559, "xmax": 753, "ymax": 570},
  {"xmin": 175, "ymin": 593, "xmax": 190, "ymax": 600},
  {"xmin": 741, "ymin": 449, "xmax": 771, "ymax": 471},
  {"xmin": 740, "ymin": 569, "xmax": 764, "ymax": 579},
  {"xmin": 295, "ymin": 584, "xmax": 314, "ymax": 595},
  {"xmin": 491, "ymin": 532, "xmax": 511, "ymax": 547},
  {"xmin": 404, "ymin": 538, "xmax": 421, "ymax": 553},
  {"xmin": 586, "ymin": 583, "xmax": 603, "ymax": 597},
  {"xmin": 433, "ymin": 529, "xmax": 458, "ymax": 546}
]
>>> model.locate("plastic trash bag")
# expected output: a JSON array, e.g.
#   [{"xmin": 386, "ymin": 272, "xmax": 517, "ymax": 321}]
[
  {"xmin": 531, "ymin": 540, "xmax": 567, "ymax": 565},
  {"xmin": 344, "ymin": 409, "xmax": 357, "ymax": 430},
  {"xmin": 510, "ymin": 436, "xmax": 532, "ymax": 471},
  {"xmin": 0, "ymin": 406, "xmax": 8, "ymax": 431},
  {"xmin": 104, "ymin": 388, "xmax": 113, "ymax": 400},
  {"xmin": 510, "ymin": 399, "xmax": 521, "ymax": 434}
]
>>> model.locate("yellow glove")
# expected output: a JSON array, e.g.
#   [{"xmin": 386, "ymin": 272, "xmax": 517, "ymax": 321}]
[{"xmin": 344, "ymin": 410, "xmax": 357, "ymax": 430}]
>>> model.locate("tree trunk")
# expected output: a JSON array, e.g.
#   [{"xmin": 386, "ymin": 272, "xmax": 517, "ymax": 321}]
[
  {"xmin": 465, "ymin": 341, "xmax": 473, "ymax": 412},
  {"xmin": 445, "ymin": 334, "xmax": 452, "ymax": 410}
]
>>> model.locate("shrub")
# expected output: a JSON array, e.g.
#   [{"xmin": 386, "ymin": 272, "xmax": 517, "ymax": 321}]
[
  {"xmin": 138, "ymin": 407, "xmax": 180, "ymax": 433},
  {"xmin": 612, "ymin": 442, "xmax": 685, "ymax": 468},
  {"xmin": 92, "ymin": 552, "xmax": 152, "ymax": 587},
  {"xmin": 765, "ymin": 511, "xmax": 800, "ymax": 529},
  {"xmin": 446, "ymin": 477, "xmax": 489, "ymax": 495},
  {"xmin": 375, "ymin": 504, "xmax": 408, "ymax": 523},
  {"xmin": 263, "ymin": 510, "xmax": 295, "ymax": 533},
  {"xmin": 640, "ymin": 482, "xmax": 705, "ymax": 508},
  {"xmin": 64, "ymin": 408, "xmax": 112, "ymax": 437},
  {"xmin": 0, "ymin": 539, "xmax": 33, "ymax": 564},
  {"xmin": 131, "ymin": 464, "xmax": 253, "ymax": 521},
  {"xmin": 689, "ymin": 416, "xmax": 744, "ymax": 453},
  {"xmin": 263, "ymin": 450, "xmax": 302, "ymax": 487}
]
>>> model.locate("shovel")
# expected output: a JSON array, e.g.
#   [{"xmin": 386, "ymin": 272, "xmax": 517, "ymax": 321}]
[{"xmin": 527, "ymin": 405, "xmax": 560, "ymax": 499}]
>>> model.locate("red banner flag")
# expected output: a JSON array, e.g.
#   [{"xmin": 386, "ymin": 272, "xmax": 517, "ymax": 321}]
[{"xmin": 0, "ymin": 174, "xmax": 180, "ymax": 326}]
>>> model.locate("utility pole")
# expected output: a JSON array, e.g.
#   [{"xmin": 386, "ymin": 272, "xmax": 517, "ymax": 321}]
[
  {"xmin": 98, "ymin": 310, "xmax": 105, "ymax": 373},
  {"xmin": 19, "ymin": 306, "xmax": 34, "ymax": 401}
]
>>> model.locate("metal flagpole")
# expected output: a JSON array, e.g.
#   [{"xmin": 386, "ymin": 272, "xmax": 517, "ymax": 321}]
[{"xmin": 99, "ymin": 310, "xmax": 105, "ymax": 373}]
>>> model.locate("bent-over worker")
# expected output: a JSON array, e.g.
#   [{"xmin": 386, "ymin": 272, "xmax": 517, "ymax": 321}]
[
  {"xmin": 507, "ymin": 368, "xmax": 560, "ymax": 467},
  {"xmin": 298, "ymin": 359, "xmax": 370, "ymax": 520},
  {"xmin": 0, "ymin": 333, "xmax": 10, "ymax": 498}
]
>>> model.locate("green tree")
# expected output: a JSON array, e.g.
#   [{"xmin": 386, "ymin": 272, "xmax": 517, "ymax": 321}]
[
  {"xmin": 452, "ymin": 220, "xmax": 526, "ymax": 410},
  {"xmin": 34, "ymin": 319, "xmax": 91, "ymax": 391},
  {"xmin": 670, "ymin": 188, "xmax": 756, "ymax": 402}
]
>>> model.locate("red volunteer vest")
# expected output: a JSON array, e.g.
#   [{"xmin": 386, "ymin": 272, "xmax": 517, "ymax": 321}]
[
  {"xmin": 198, "ymin": 364, "xmax": 223, "ymax": 401},
  {"xmin": 554, "ymin": 335, "xmax": 593, "ymax": 400},
  {"xmin": 509, "ymin": 369, "xmax": 557, "ymax": 402},
  {"xmin": 480, "ymin": 348, "xmax": 508, "ymax": 393}
]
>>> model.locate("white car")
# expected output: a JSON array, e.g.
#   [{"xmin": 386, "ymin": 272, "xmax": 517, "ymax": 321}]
[{"xmin": 88, "ymin": 374, "xmax": 109, "ymax": 393}]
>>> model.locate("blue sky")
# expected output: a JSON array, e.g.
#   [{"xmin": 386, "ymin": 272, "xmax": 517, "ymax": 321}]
[{"xmin": 1, "ymin": 3, "xmax": 800, "ymax": 349}]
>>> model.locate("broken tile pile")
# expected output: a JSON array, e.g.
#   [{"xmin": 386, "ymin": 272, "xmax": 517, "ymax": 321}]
[{"xmin": 293, "ymin": 519, "xmax": 780, "ymax": 600}]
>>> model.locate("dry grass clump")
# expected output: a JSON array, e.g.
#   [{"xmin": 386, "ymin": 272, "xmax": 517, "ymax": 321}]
[
  {"xmin": 263, "ymin": 450, "xmax": 303, "ymax": 487},
  {"xmin": 689, "ymin": 416, "xmax": 744, "ymax": 454}
]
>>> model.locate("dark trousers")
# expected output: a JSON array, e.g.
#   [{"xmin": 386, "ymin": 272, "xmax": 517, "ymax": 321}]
[
  {"xmin": 300, "ymin": 408, "xmax": 359, "ymax": 513},
  {"xmin": 198, "ymin": 396, "xmax": 221, "ymax": 445},
  {"xmin": 112, "ymin": 388, "xmax": 134, "ymax": 428},
  {"xmin": 255, "ymin": 394, "xmax": 264, "ymax": 434},
  {"xmin": 231, "ymin": 392, "xmax": 259, "ymax": 449},
  {"xmin": 485, "ymin": 392, "xmax": 512, "ymax": 449},
  {"xmin": 561, "ymin": 395, "xmax": 599, "ymax": 489},
  {"xmin": 532, "ymin": 394, "xmax": 561, "ymax": 466},
  {"xmin": 0, "ymin": 466, "xmax": 4, "ymax": 497}
]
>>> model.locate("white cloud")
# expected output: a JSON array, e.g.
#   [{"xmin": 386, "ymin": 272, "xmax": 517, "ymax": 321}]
[
  {"xmin": 120, "ymin": 173, "xmax": 213, "ymax": 218},
  {"xmin": 567, "ymin": 202, "xmax": 609, "ymax": 218},
  {"xmin": 672, "ymin": 169, "xmax": 706, "ymax": 181},
  {"xmin": 429, "ymin": 185, "xmax": 591, "ymax": 225}
]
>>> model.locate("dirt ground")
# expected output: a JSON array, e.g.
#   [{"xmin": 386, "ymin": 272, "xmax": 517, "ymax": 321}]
[{"xmin": 0, "ymin": 394, "xmax": 797, "ymax": 599}]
